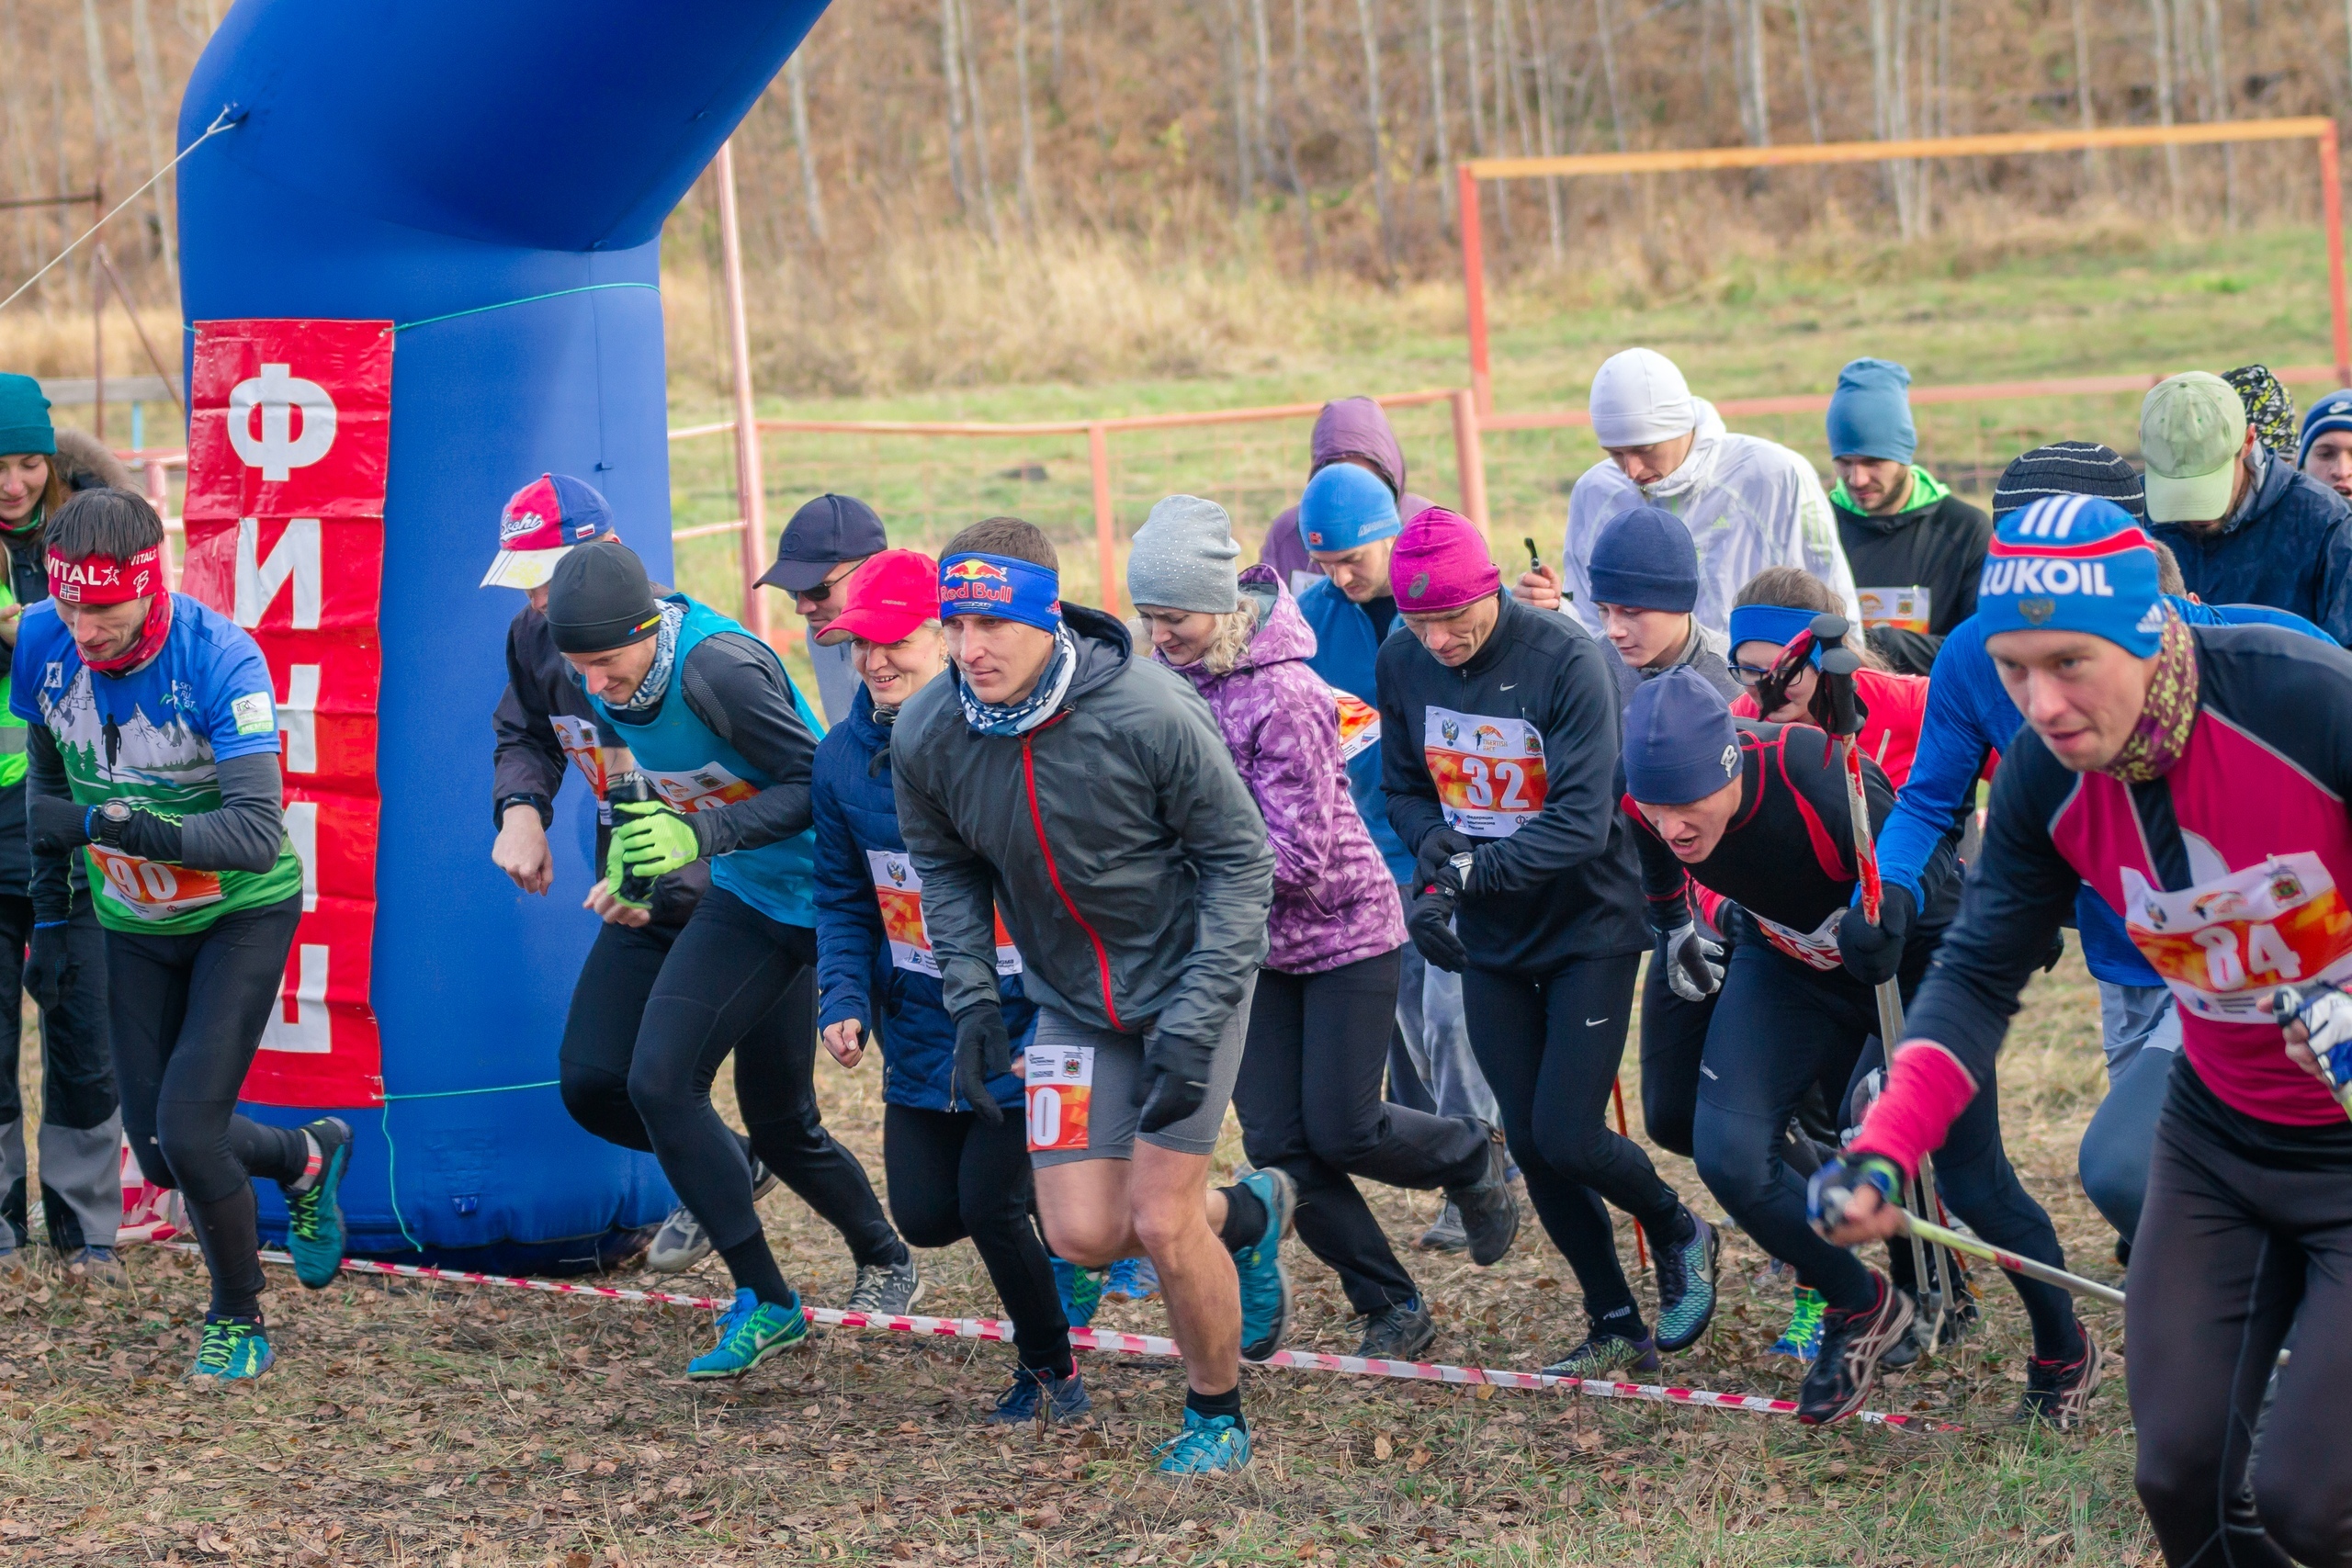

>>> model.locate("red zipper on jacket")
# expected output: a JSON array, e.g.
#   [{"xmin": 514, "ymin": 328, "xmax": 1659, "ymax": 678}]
[{"xmin": 1022, "ymin": 717, "xmax": 1125, "ymax": 1032}]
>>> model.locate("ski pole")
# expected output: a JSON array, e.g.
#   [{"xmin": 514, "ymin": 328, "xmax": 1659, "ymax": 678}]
[
  {"xmin": 1612, "ymin": 1074, "xmax": 1646, "ymax": 1267},
  {"xmin": 1809, "ymin": 613, "xmax": 1959, "ymax": 1355},
  {"xmin": 1899, "ymin": 1213, "xmax": 2125, "ymax": 1309}
]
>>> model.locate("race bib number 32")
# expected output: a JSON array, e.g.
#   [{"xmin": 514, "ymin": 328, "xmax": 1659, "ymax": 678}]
[
  {"xmin": 2122, "ymin": 852, "xmax": 2352, "ymax": 1021},
  {"xmin": 1423, "ymin": 705, "xmax": 1547, "ymax": 838},
  {"xmin": 1024, "ymin": 1045, "xmax": 1094, "ymax": 1153}
]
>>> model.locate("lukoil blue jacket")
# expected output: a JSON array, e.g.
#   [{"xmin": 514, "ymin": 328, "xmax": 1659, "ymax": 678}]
[
  {"xmin": 1871, "ymin": 597, "xmax": 2329, "ymax": 987},
  {"xmin": 811, "ymin": 685, "xmax": 1032, "ymax": 1113},
  {"xmin": 1297, "ymin": 575, "xmax": 1412, "ymax": 883}
]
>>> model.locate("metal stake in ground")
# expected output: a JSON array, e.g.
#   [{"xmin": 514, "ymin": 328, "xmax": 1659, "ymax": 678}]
[{"xmin": 1807, "ymin": 613, "xmax": 1961, "ymax": 1356}]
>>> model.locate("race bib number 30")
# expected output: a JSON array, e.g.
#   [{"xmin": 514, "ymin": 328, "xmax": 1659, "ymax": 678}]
[
  {"xmin": 1423, "ymin": 705, "xmax": 1547, "ymax": 838},
  {"xmin": 2122, "ymin": 852, "xmax": 2352, "ymax": 1021},
  {"xmin": 88, "ymin": 846, "xmax": 225, "ymax": 922},
  {"xmin": 867, "ymin": 851, "xmax": 1023, "ymax": 977},
  {"xmin": 1024, "ymin": 1045, "xmax": 1094, "ymax": 1153}
]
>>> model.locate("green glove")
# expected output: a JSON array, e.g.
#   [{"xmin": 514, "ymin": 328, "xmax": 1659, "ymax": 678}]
[{"xmin": 610, "ymin": 799, "xmax": 700, "ymax": 880}]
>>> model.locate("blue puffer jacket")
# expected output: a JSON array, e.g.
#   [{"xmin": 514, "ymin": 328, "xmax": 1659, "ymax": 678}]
[
  {"xmin": 1297, "ymin": 576, "xmax": 1411, "ymax": 884},
  {"xmin": 811, "ymin": 685, "xmax": 1032, "ymax": 1112},
  {"xmin": 2151, "ymin": 453, "xmax": 2352, "ymax": 646}
]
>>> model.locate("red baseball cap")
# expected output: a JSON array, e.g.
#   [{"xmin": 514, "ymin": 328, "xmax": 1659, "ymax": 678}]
[
  {"xmin": 481, "ymin": 474, "xmax": 617, "ymax": 590},
  {"xmin": 815, "ymin": 549, "xmax": 941, "ymax": 646}
]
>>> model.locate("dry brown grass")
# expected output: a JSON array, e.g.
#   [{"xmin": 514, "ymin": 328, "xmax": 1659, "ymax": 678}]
[{"xmin": 0, "ymin": 942, "xmax": 2154, "ymax": 1566}]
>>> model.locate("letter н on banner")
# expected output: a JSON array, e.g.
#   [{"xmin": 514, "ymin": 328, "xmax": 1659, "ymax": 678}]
[{"xmin": 181, "ymin": 319, "xmax": 391, "ymax": 1109}]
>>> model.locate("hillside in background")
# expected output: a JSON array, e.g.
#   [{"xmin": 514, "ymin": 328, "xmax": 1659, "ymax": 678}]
[{"xmin": 4, "ymin": 0, "xmax": 2349, "ymax": 397}]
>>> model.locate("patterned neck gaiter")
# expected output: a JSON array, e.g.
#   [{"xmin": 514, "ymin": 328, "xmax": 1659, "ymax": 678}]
[{"xmin": 2100, "ymin": 612, "xmax": 2199, "ymax": 785}]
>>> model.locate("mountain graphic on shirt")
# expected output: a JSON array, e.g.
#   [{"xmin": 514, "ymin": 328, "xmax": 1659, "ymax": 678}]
[{"xmin": 38, "ymin": 668, "xmax": 222, "ymax": 813}]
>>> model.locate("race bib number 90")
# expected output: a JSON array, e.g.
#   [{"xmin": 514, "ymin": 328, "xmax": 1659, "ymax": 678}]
[
  {"xmin": 1024, "ymin": 1045, "xmax": 1094, "ymax": 1153},
  {"xmin": 2122, "ymin": 852, "xmax": 2352, "ymax": 1022},
  {"xmin": 88, "ymin": 846, "xmax": 225, "ymax": 922},
  {"xmin": 1423, "ymin": 705, "xmax": 1547, "ymax": 838}
]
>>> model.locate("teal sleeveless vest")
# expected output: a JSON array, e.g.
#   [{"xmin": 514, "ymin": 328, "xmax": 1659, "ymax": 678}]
[{"xmin": 591, "ymin": 596, "xmax": 824, "ymax": 926}]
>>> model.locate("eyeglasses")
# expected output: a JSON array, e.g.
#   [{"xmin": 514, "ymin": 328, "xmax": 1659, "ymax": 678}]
[
  {"xmin": 1729, "ymin": 663, "xmax": 1773, "ymax": 687},
  {"xmin": 796, "ymin": 558, "xmax": 868, "ymax": 604}
]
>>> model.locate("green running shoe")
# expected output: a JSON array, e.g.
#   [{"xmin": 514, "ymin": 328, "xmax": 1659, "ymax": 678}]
[
  {"xmin": 1153, "ymin": 1408, "xmax": 1251, "ymax": 1473},
  {"xmin": 1050, "ymin": 1256, "xmax": 1102, "ymax": 1327},
  {"xmin": 1651, "ymin": 1208, "xmax": 1720, "ymax": 1352},
  {"xmin": 1770, "ymin": 1286, "xmax": 1828, "ymax": 1362},
  {"xmin": 1542, "ymin": 1322, "xmax": 1659, "ymax": 1381},
  {"xmin": 687, "ymin": 1288, "xmax": 809, "ymax": 1380},
  {"xmin": 282, "ymin": 1116, "xmax": 353, "ymax": 1290},
  {"xmin": 1231, "ymin": 1168, "xmax": 1295, "ymax": 1363},
  {"xmin": 189, "ymin": 1314, "xmax": 274, "ymax": 1382}
]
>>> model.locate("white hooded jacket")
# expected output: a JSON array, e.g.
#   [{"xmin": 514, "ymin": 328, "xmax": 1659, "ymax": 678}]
[{"xmin": 1561, "ymin": 399, "xmax": 1860, "ymax": 640}]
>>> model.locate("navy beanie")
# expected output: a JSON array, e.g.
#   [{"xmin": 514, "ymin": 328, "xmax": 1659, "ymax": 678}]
[
  {"xmin": 1825, "ymin": 357, "xmax": 1917, "ymax": 464},
  {"xmin": 1589, "ymin": 505, "xmax": 1698, "ymax": 613},
  {"xmin": 2300, "ymin": 389, "xmax": 2352, "ymax": 466},
  {"xmin": 1623, "ymin": 667, "xmax": 1742, "ymax": 806}
]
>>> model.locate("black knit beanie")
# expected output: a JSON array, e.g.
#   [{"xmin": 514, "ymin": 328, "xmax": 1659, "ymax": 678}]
[
  {"xmin": 1989, "ymin": 442, "xmax": 2146, "ymax": 524},
  {"xmin": 545, "ymin": 540, "xmax": 662, "ymax": 653}
]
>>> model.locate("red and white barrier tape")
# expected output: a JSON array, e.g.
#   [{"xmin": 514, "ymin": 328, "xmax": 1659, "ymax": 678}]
[{"xmin": 221, "ymin": 1247, "xmax": 1957, "ymax": 1433}]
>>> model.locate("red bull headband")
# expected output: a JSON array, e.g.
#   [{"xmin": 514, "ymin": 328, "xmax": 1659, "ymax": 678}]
[
  {"xmin": 937, "ymin": 550, "xmax": 1062, "ymax": 633},
  {"xmin": 49, "ymin": 545, "xmax": 164, "ymax": 605}
]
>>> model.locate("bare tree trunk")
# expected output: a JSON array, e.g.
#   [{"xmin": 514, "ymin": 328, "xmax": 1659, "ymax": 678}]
[
  {"xmin": 130, "ymin": 0, "xmax": 175, "ymax": 279},
  {"xmin": 81, "ymin": 0, "xmax": 117, "ymax": 181},
  {"xmin": 1014, "ymin": 0, "xmax": 1041, "ymax": 231},
  {"xmin": 2149, "ymin": 0, "xmax": 2182, "ymax": 220},
  {"xmin": 957, "ymin": 0, "xmax": 1005, "ymax": 243},
  {"xmin": 1521, "ymin": 0, "xmax": 1564, "ymax": 261},
  {"xmin": 1047, "ymin": 0, "xmax": 1065, "ymax": 90},
  {"xmin": 1493, "ymin": 0, "xmax": 1518, "ymax": 241},
  {"xmin": 1252, "ymin": 0, "xmax": 1276, "ymax": 193},
  {"xmin": 1596, "ymin": 0, "xmax": 1628, "ymax": 153},
  {"xmin": 1, "ymin": 5, "xmax": 38, "ymax": 279},
  {"xmin": 1286, "ymin": 0, "xmax": 1320, "ymax": 270},
  {"xmin": 1227, "ymin": 0, "xmax": 1256, "ymax": 209},
  {"xmin": 2072, "ymin": 0, "xmax": 2099, "ymax": 182},
  {"xmin": 1894, "ymin": 0, "xmax": 1918, "ymax": 231},
  {"xmin": 788, "ymin": 52, "xmax": 829, "ymax": 244},
  {"xmin": 1789, "ymin": 0, "xmax": 1824, "ymax": 142},
  {"xmin": 941, "ymin": 0, "xmax": 971, "ymax": 210},
  {"xmin": 2200, "ymin": 0, "xmax": 2234, "ymax": 226},
  {"xmin": 1429, "ymin": 0, "xmax": 1454, "ymax": 230},
  {"xmin": 1746, "ymin": 0, "xmax": 1771, "ymax": 145},
  {"xmin": 1462, "ymin": 0, "xmax": 1487, "ymax": 154},
  {"xmin": 1356, "ymin": 0, "xmax": 1400, "ymax": 275}
]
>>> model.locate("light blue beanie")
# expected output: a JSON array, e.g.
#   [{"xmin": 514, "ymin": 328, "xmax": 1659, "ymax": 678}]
[
  {"xmin": 1825, "ymin": 358, "xmax": 1917, "ymax": 464},
  {"xmin": 1298, "ymin": 462, "xmax": 1401, "ymax": 553}
]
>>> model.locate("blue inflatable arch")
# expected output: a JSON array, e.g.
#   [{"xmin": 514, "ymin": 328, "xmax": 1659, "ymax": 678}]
[{"xmin": 175, "ymin": 0, "xmax": 830, "ymax": 1264}]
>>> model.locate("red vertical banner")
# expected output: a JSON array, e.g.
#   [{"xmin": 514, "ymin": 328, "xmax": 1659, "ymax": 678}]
[{"xmin": 181, "ymin": 319, "xmax": 392, "ymax": 1108}]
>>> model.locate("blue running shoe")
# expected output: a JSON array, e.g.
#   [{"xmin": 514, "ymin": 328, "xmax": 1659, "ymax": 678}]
[
  {"xmin": 985, "ymin": 1364, "xmax": 1092, "ymax": 1425},
  {"xmin": 1770, "ymin": 1286, "xmax": 1827, "ymax": 1362},
  {"xmin": 1231, "ymin": 1168, "xmax": 1295, "ymax": 1363},
  {"xmin": 1051, "ymin": 1256, "xmax": 1102, "ymax": 1327},
  {"xmin": 1651, "ymin": 1208, "xmax": 1720, "ymax": 1353},
  {"xmin": 687, "ymin": 1288, "xmax": 809, "ymax": 1380},
  {"xmin": 189, "ymin": 1314, "xmax": 274, "ymax": 1382},
  {"xmin": 1103, "ymin": 1256, "xmax": 1159, "ymax": 1303},
  {"xmin": 1154, "ymin": 1408, "xmax": 1251, "ymax": 1473},
  {"xmin": 282, "ymin": 1116, "xmax": 352, "ymax": 1291}
]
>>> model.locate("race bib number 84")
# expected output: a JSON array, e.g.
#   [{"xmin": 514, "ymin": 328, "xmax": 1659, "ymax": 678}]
[
  {"xmin": 2122, "ymin": 852, "xmax": 2352, "ymax": 1021},
  {"xmin": 1423, "ymin": 705, "xmax": 1548, "ymax": 838}
]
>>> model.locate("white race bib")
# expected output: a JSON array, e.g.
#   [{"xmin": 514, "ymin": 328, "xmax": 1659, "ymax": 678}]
[
  {"xmin": 2122, "ymin": 853, "xmax": 2352, "ymax": 1022},
  {"xmin": 640, "ymin": 761, "xmax": 760, "ymax": 815},
  {"xmin": 1857, "ymin": 585, "xmax": 1930, "ymax": 636},
  {"xmin": 1755, "ymin": 906, "xmax": 1847, "ymax": 972},
  {"xmin": 867, "ymin": 851, "xmax": 1023, "ymax": 978}
]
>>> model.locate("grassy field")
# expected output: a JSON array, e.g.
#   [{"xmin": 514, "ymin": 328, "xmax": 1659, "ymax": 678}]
[{"xmin": 0, "ymin": 942, "xmax": 2151, "ymax": 1566}]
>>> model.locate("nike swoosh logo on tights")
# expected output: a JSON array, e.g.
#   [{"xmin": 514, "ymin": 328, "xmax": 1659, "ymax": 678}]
[
  {"xmin": 1499, "ymin": 682, "xmax": 1516, "ymax": 690},
  {"xmin": 1585, "ymin": 1017, "xmax": 1610, "ymax": 1027}
]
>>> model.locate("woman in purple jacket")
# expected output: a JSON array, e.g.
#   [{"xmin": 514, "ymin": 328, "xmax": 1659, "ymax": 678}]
[{"xmin": 1128, "ymin": 496, "xmax": 1520, "ymax": 1360}]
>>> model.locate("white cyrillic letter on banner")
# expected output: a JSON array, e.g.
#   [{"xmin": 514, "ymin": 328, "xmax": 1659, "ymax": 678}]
[
  {"xmin": 234, "ymin": 516, "xmax": 322, "ymax": 630},
  {"xmin": 261, "ymin": 943, "xmax": 332, "ymax": 1055}
]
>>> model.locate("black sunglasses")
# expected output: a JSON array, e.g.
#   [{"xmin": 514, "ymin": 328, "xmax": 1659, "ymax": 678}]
[{"xmin": 796, "ymin": 560, "xmax": 866, "ymax": 603}]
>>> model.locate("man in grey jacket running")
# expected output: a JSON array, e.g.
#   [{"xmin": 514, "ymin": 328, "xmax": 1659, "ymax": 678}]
[{"xmin": 892, "ymin": 516, "xmax": 1282, "ymax": 1473}]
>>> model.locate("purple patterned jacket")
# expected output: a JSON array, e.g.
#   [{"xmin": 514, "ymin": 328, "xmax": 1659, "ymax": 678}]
[{"xmin": 1164, "ymin": 566, "xmax": 1408, "ymax": 975}]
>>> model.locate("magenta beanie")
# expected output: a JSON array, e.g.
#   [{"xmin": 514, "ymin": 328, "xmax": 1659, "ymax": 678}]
[{"xmin": 1388, "ymin": 506, "xmax": 1500, "ymax": 614}]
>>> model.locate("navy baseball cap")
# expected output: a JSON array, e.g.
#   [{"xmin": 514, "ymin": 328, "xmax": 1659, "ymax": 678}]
[{"xmin": 761, "ymin": 494, "xmax": 888, "ymax": 593}]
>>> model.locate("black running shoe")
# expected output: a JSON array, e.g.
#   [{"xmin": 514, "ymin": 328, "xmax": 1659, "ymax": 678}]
[
  {"xmin": 1444, "ymin": 1123, "xmax": 1520, "ymax": 1268},
  {"xmin": 1796, "ymin": 1271, "xmax": 1913, "ymax": 1426},
  {"xmin": 2016, "ymin": 1334, "xmax": 2105, "ymax": 1431},
  {"xmin": 1356, "ymin": 1298, "xmax": 1437, "ymax": 1360}
]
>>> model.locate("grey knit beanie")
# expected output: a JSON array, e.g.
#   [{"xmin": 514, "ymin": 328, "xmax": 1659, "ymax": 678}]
[{"xmin": 1126, "ymin": 494, "xmax": 1240, "ymax": 614}]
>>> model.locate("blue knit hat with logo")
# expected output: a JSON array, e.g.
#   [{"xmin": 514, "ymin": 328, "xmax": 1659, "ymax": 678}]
[
  {"xmin": 1589, "ymin": 504, "xmax": 1698, "ymax": 612},
  {"xmin": 2299, "ymin": 389, "xmax": 2352, "ymax": 466},
  {"xmin": 1623, "ymin": 666, "xmax": 1743, "ymax": 806},
  {"xmin": 1976, "ymin": 494, "xmax": 2165, "ymax": 657},
  {"xmin": 1298, "ymin": 461, "xmax": 1401, "ymax": 553}
]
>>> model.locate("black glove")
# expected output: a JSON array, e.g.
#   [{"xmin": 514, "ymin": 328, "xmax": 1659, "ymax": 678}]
[
  {"xmin": 28, "ymin": 796, "xmax": 93, "ymax": 858},
  {"xmin": 951, "ymin": 1004, "xmax": 1013, "ymax": 1125},
  {"xmin": 2041, "ymin": 928, "xmax": 2067, "ymax": 973},
  {"xmin": 23, "ymin": 921, "xmax": 73, "ymax": 1014},
  {"xmin": 1408, "ymin": 847, "xmax": 1472, "ymax": 972},
  {"xmin": 1411, "ymin": 828, "xmax": 1475, "ymax": 896},
  {"xmin": 1138, "ymin": 1029, "xmax": 1218, "ymax": 1135},
  {"xmin": 89, "ymin": 801, "xmax": 183, "ymax": 862},
  {"xmin": 1838, "ymin": 884, "xmax": 1913, "ymax": 987}
]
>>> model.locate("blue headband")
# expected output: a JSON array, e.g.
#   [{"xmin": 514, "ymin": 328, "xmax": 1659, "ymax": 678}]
[
  {"xmin": 938, "ymin": 550, "xmax": 1063, "ymax": 633},
  {"xmin": 1726, "ymin": 604, "xmax": 1820, "ymax": 661}
]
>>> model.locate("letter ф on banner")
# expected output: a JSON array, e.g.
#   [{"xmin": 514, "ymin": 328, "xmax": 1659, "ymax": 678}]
[{"xmin": 180, "ymin": 319, "xmax": 392, "ymax": 1110}]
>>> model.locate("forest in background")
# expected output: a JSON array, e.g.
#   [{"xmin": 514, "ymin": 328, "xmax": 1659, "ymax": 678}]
[{"xmin": 4, "ymin": 0, "xmax": 2347, "ymax": 395}]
